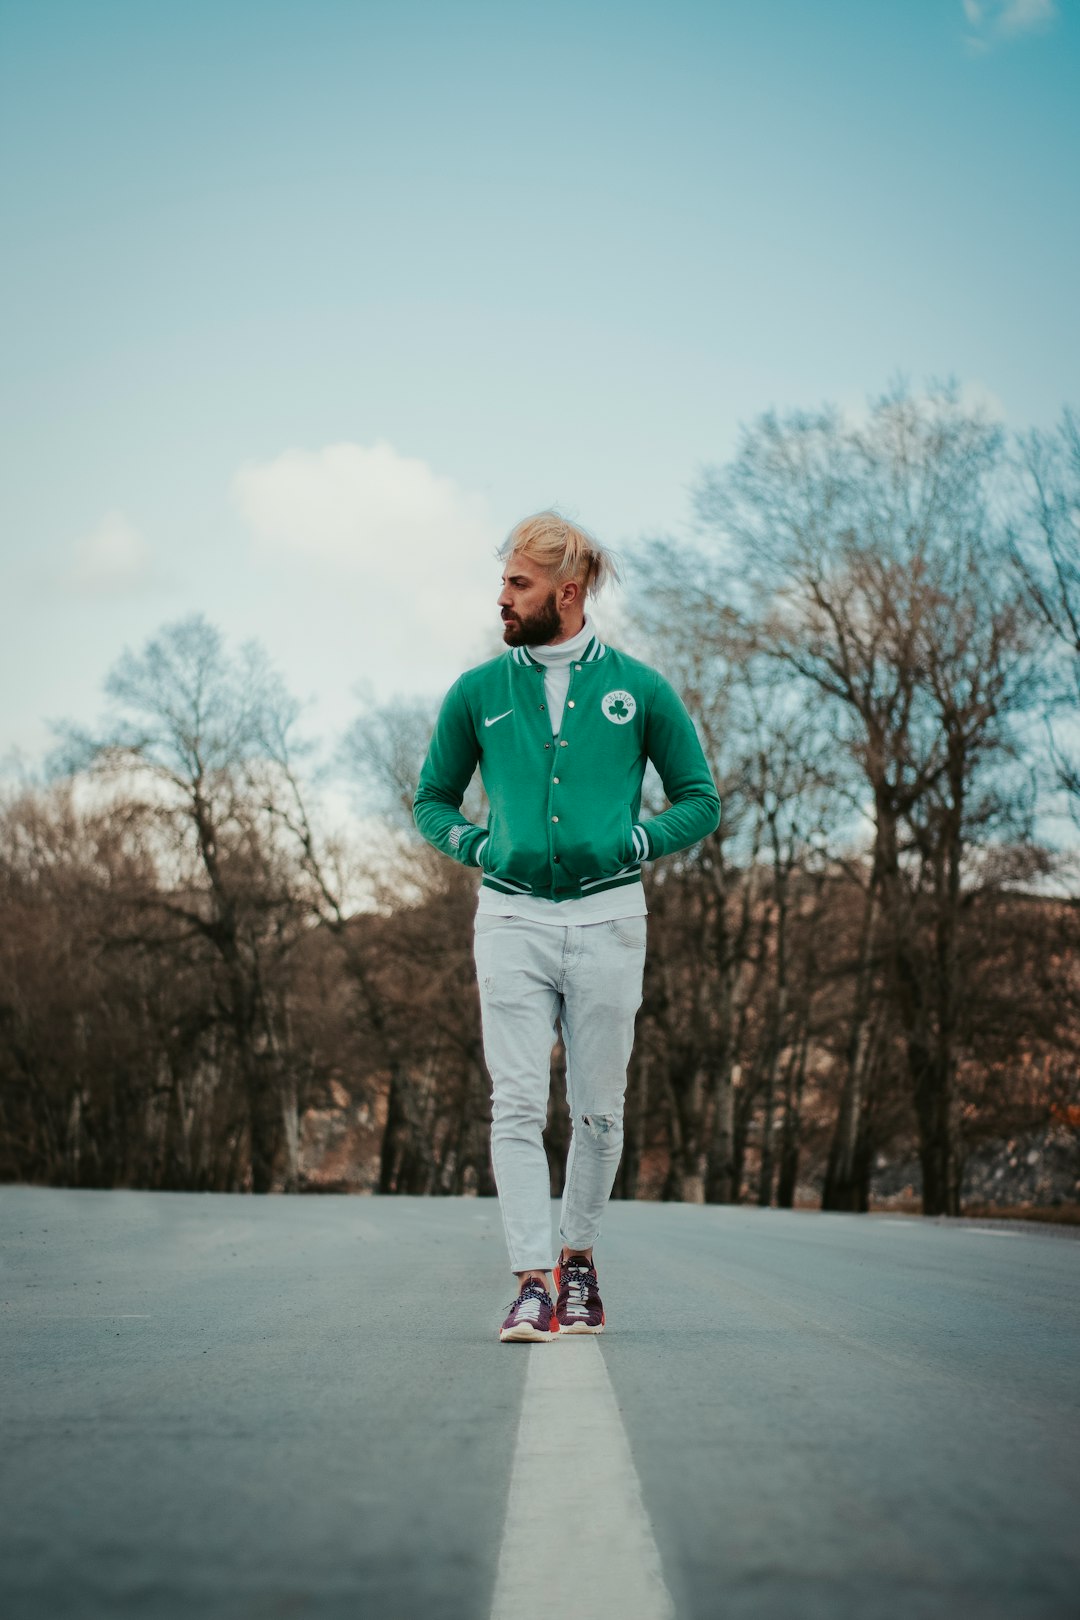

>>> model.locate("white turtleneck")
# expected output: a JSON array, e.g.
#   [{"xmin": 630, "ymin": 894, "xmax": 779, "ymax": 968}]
[{"xmin": 527, "ymin": 615, "xmax": 595, "ymax": 733}]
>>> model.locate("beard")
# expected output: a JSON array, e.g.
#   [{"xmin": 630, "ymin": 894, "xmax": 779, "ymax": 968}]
[{"xmin": 501, "ymin": 590, "xmax": 561, "ymax": 647}]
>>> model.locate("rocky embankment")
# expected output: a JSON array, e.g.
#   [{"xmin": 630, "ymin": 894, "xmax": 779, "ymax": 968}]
[{"xmin": 871, "ymin": 1124, "xmax": 1080, "ymax": 1213}]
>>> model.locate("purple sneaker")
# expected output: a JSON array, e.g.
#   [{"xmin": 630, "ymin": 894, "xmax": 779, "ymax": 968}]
[
  {"xmin": 553, "ymin": 1253, "xmax": 605, "ymax": 1334},
  {"xmin": 499, "ymin": 1277, "xmax": 559, "ymax": 1343}
]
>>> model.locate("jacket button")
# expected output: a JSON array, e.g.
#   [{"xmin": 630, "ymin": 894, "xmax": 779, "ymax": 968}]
[
  {"xmin": 560, "ymin": 740, "xmax": 568, "ymax": 747},
  {"xmin": 553, "ymin": 855, "xmax": 560, "ymax": 862},
  {"xmin": 575, "ymin": 664, "xmax": 582, "ymax": 671},
  {"xmin": 553, "ymin": 776, "xmax": 560, "ymax": 784},
  {"xmin": 568, "ymin": 700, "xmax": 575, "ymax": 708},
  {"xmin": 544, "ymin": 743, "xmax": 550, "ymax": 749},
  {"xmin": 551, "ymin": 816, "xmax": 559, "ymax": 823}
]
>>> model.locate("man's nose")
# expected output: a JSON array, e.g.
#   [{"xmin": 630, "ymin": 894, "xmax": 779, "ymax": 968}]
[{"xmin": 497, "ymin": 587, "xmax": 512, "ymax": 607}]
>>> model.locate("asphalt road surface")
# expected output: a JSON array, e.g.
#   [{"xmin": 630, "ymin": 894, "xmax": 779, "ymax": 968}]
[{"xmin": 1, "ymin": 1189, "xmax": 1077, "ymax": 1620}]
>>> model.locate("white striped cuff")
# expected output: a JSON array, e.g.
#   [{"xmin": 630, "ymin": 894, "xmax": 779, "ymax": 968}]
[
  {"xmin": 632, "ymin": 824, "xmax": 651, "ymax": 861},
  {"xmin": 474, "ymin": 836, "xmax": 489, "ymax": 868}
]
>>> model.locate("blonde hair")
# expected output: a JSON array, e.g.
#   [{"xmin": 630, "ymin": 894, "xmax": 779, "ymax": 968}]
[{"xmin": 499, "ymin": 509, "xmax": 620, "ymax": 598}]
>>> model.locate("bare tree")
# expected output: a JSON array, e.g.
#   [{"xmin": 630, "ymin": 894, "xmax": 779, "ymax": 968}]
[
  {"xmin": 693, "ymin": 381, "xmax": 1045, "ymax": 1214},
  {"xmin": 626, "ymin": 543, "xmax": 846, "ymax": 1203},
  {"xmin": 0, "ymin": 780, "xmax": 246, "ymax": 1188},
  {"xmin": 50, "ymin": 616, "xmax": 323, "ymax": 1192},
  {"xmin": 337, "ymin": 693, "xmax": 495, "ymax": 1193},
  {"xmin": 1011, "ymin": 408, "xmax": 1080, "ymax": 822}
]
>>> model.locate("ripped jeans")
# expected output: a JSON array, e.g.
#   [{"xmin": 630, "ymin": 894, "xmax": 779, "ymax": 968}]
[{"xmin": 473, "ymin": 912, "xmax": 647, "ymax": 1273}]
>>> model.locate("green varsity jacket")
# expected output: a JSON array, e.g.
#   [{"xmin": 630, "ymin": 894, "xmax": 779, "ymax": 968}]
[{"xmin": 412, "ymin": 631, "xmax": 721, "ymax": 902}]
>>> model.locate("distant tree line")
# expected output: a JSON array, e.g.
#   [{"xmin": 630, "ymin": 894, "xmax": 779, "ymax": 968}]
[{"xmin": 2, "ymin": 384, "xmax": 1078, "ymax": 1214}]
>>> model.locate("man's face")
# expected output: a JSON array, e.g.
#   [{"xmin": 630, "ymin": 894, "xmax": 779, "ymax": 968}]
[{"xmin": 498, "ymin": 552, "xmax": 561, "ymax": 647}]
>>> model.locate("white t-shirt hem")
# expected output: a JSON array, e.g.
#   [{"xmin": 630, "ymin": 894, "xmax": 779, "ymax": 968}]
[{"xmin": 476, "ymin": 881, "xmax": 648, "ymax": 926}]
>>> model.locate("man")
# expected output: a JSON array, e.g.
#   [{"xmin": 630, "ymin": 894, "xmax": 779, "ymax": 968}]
[{"xmin": 413, "ymin": 511, "xmax": 720, "ymax": 1341}]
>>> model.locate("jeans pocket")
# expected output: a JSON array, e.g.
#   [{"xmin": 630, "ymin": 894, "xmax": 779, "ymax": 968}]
[
  {"xmin": 474, "ymin": 913, "xmax": 508, "ymax": 935},
  {"xmin": 605, "ymin": 916, "xmax": 648, "ymax": 949}
]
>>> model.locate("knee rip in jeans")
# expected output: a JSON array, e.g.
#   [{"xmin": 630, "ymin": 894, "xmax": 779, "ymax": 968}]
[{"xmin": 581, "ymin": 1112, "xmax": 618, "ymax": 1139}]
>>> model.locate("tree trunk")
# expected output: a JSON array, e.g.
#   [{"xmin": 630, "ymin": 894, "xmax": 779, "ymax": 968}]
[
  {"xmin": 911, "ymin": 1042, "xmax": 960, "ymax": 1215},
  {"xmin": 756, "ymin": 1059, "xmax": 778, "ymax": 1208},
  {"xmin": 776, "ymin": 1027, "xmax": 809, "ymax": 1208},
  {"xmin": 731, "ymin": 1069, "xmax": 762, "ymax": 1205},
  {"xmin": 615, "ymin": 1045, "xmax": 650, "ymax": 1201},
  {"xmin": 279, "ymin": 1069, "xmax": 300, "ymax": 1192},
  {"xmin": 822, "ymin": 1054, "xmax": 873, "ymax": 1211},
  {"xmin": 704, "ymin": 1061, "xmax": 736, "ymax": 1202},
  {"xmin": 246, "ymin": 1058, "xmax": 281, "ymax": 1194},
  {"xmin": 823, "ymin": 873, "xmax": 879, "ymax": 1212},
  {"xmin": 756, "ymin": 982, "xmax": 788, "ymax": 1208},
  {"xmin": 664, "ymin": 1063, "xmax": 708, "ymax": 1202},
  {"xmin": 379, "ymin": 1067, "xmax": 419, "ymax": 1193}
]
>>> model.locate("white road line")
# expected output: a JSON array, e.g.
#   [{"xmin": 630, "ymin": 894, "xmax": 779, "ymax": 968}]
[{"xmin": 490, "ymin": 1338, "xmax": 675, "ymax": 1620}]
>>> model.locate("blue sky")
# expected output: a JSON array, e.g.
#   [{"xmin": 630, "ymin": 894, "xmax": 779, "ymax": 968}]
[{"xmin": 1, "ymin": 0, "xmax": 1077, "ymax": 775}]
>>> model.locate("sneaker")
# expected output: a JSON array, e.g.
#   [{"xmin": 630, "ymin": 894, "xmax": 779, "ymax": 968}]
[
  {"xmin": 499, "ymin": 1277, "xmax": 559, "ymax": 1343},
  {"xmin": 553, "ymin": 1252, "xmax": 605, "ymax": 1334}
]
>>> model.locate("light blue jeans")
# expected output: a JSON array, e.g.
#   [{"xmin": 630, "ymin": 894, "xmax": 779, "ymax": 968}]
[{"xmin": 473, "ymin": 912, "xmax": 648, "ymax": 1272}]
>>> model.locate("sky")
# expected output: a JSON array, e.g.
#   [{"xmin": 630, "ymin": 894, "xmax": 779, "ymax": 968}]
[{"xmin": 1, "ymin": 0, "xmax": 1078, "ymax": 785}]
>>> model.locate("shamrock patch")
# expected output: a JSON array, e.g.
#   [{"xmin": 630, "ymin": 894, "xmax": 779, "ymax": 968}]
[{"xmin": 601, "ymin": 689, "xmax": 637, "ymax": 725}]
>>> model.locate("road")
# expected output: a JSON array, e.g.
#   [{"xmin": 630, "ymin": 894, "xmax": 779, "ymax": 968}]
[{"xmin": 1, "ymin": 1189, "xmax": 1077, "ymax": 1620}]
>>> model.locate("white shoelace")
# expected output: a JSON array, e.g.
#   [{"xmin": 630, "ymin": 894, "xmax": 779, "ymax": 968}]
[
  {"xmin": 512, "ymin": 1284, "xmax": 549, "ymax": 1322},
  {"xmin": 564, "ymin": 1272, "xmax": 591, "ymax": 1316}
]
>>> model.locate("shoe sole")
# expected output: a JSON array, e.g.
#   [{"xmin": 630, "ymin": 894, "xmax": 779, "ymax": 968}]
[{"xmin": 499, "ymin": 1322, "xmax": 558, "ymax": 1342}]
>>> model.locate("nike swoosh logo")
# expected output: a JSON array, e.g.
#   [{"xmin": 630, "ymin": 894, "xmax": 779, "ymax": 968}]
[{"xmin": 484, "ymin": 710, "xmax": 513, "ymax": 727}]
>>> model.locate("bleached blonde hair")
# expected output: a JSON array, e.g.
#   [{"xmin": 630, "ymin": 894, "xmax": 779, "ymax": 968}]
[{"xmin": 499, "ymin": 509, "xmax": 620, "ymax": 598}]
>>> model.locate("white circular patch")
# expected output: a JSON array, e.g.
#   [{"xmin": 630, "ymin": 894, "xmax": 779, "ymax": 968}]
[{"xmin": 601, "ymin": 689, "xmax": 637, "ymax": 725}]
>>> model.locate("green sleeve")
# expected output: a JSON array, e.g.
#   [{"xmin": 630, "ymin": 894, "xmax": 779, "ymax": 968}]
[
  {"xmin": 633, "ymin": 672, "xmax": 721, "ymax": 860},
  {"xmin": 412, "ymin": 678, "xmax": 489, "ymax": 868}
]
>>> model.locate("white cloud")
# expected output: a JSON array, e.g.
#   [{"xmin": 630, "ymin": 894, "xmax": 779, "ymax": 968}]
[
  {"xmin": 65, "ymin": 511, "xmax": 151, "ymax": 594},
  {"xmin": 961, "ymin": 0, "xmax": 1058, "ymax": 45},
  {"xmin": 231, "ymin": 440, "xmax": 507, "ymax": 701},
  {"xmin": 956, "ymin": 379, "xmax": 1007, "ymax": 422},
  {"xmin": 998, "ymin": 0, "xmax": 1057, "ymax": 33},
  {"xmin": 232, "ymin": 440, "xmax": 493, "ymax": 573}
]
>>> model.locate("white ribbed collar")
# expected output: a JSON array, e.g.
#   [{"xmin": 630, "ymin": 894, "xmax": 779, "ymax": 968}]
[
  {"xmin": 527, "ymin": 616, "xmax": 595, "ymax": 666},
  {"xmin": 508, "ymin": 617, "xmax": 608, "ymax": 667}
]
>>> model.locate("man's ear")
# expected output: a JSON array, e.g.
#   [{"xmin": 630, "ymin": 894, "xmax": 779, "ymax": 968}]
[{"xmin": 559, "ymin": 578, "xmax": 581, "ymax": 610}]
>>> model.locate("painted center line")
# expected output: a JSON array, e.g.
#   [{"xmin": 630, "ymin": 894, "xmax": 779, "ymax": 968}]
[{"xmin": 490, "ymin": 1338, "xmax": 674, "ymax": 1620}]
